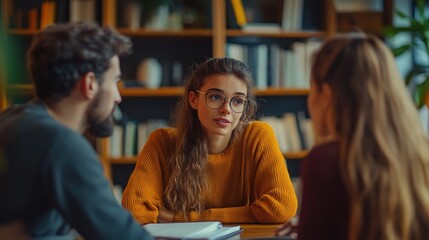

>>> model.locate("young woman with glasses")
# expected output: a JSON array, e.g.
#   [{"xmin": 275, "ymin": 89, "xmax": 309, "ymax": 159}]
[{"xmin": 122, "ymin": 57, "xmax": 298, "ymax": 224}]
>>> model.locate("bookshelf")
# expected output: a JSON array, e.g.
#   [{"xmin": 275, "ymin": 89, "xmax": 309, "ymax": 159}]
[{"xmin": 0, "ymin": 0, "xmax": 393, "ymax": 184}]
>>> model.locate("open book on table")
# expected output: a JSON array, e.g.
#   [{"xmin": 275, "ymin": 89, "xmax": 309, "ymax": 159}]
[{"xmin": 143, "ymin": 221, "xmax": 242, "ymax": 240}]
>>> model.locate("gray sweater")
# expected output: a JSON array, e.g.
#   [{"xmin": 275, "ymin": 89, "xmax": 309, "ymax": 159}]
[{"xmin": 0, "ymin": 100, "xmax": 152, "ymax": 240}]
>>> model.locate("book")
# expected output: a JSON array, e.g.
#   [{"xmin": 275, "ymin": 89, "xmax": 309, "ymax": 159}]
[
  {"xmin": 28, "ymin": 7, "xmax": 38, "ymax": 29},
  {"xmin": 124, "ymin": 121, "xmax": 137, "ymax": 157},
  {"xmin": 109, "ymin": 125, "xmax": 123, "ymax": 158},
  {"xmin": 40, "ymin": 0, "xmax": 56, "ymax": 29},
  {"xmin": 122, "ymin": 1, "xmax": 142, "ymax": 29},
  {"xmin": 282, "ymin": 113, "xmax": 302, "ymax": 152},
  {"xmin": 231, "ymin": 0, "xmax": 247, "ymax": 27},
  {"xmin": 260, "ymin": 116, "xmax": 288, "ymax": 153},
  {"xmin": 143, "ymin": 221, "xmax": 242, "ymax": 240},
  {"xmin": 242, "ymin": 23, "xmax": 281, "ymax": 33},
  {"xmin": 70, "ymin": 0, "xmax": 95, "ymax": 23}
]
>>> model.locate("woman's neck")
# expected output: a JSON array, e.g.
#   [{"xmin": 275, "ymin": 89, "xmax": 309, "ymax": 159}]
[{"xmin": 207, "ymin": 132, "xmax": 232, "ymax": 154}]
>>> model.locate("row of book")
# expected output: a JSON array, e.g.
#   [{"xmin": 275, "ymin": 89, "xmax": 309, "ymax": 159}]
[
  {"xmin": 229, "ymin": 0, "xmax": 319, "ymax": 32},
  {"xmin": 109, "ymin": 119, "xmax": 169, "ymax": 158},
  {"xmin": 226, "ymin": 40, "xmax": 321, "ymax": 89},
  {"xmin": 117, "ymin": 0, "xmax": 209, "ymax": 30},
  {"xmin": 7, "ymin": 0, "xmax": 97, "ymax": 29},
  {"xmin": 124, "ymin": 38, "xmax": 322, "ymax": 89},
  {"xmin": 109, "ymin": 113, "xmax": 314, "ymax": 158},
  {"xmin": 124, "ymin": 40, "xmax": 322, "ymax": 89},
  {"xmin": 282, "ymin": 0, "xmax": 305, "ymax": 31},
  {"xmin": 260, "ymin": 111, "xmax": 314, "ymax": 153}
]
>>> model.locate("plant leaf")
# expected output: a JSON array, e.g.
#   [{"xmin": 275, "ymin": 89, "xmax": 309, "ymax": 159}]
[
  {"xmin": 392, "ymin": 44, "xmax": 411, "ymax": 57},
  {"xmin": 383, "ymin": 26, "xmax": 414, "ymax": 38},
  {"xmin": 415, "ymin": 75, "xmax": 429, "ymax": 109},
  {"xmin": 410, "ymin": 18, "xmax": 424, "ymax": 30},
  {"xmin": 395, "ymin": 9, "xmax": 411, "ymax": 20},
  {"xmin": 416, "ymin": 0, "xmax": 426, "ymax": 22},
  {"xmin": 424, "ymin": 17, "xmax": 429, "ymax": 29},
  {"xmin": 382, "ymin": 26, "xmax": 398, "ymax": 38},
  {"xmin": 405, "ymin": 68, "xmax": 426, "ymax": 85}
]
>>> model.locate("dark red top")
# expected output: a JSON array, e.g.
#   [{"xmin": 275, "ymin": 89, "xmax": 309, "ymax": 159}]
[{"xmin": 298, "ymin": 141, "xmax": 350, "ymax": 240}]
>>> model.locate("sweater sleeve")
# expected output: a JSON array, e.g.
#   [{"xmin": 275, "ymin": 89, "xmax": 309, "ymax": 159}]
[
  {"xmin": 43, "ymin": 131, "xmax": 152, "ymax": 240},
  {"xmin": 122, "ymin": 129, "xmax": 168, "ymax": 224},
  {"xmin": 246, "ymin": 122, "xmax": 298, "ymax": 223}
]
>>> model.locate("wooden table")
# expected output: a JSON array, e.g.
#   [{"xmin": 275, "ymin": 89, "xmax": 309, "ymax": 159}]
[{"xmin": 225, "ymin": 224, "xmax": 282, "ymax": 238}]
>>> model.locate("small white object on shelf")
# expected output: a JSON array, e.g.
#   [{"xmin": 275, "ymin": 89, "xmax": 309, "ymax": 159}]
[
  {"xmin": 242, "ymin": 23, "xmax": 281, "ymax": 33},
  {"xmin": 136, "ymin": 58, "xmax": 163, "ymax": 89}
]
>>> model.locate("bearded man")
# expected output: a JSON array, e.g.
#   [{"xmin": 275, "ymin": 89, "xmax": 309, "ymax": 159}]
[{"xmin": 0, "ymin": 22, "xmax": 152, "ymax": 240}]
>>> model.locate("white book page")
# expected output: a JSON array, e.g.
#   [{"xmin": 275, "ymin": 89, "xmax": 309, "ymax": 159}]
[
  {"xmin": 192, "ymin": 226, "xmax": 241, "ymax": 240},
  {"xmin": 143, "ymin": 222, "xmax": 221, "ymax": 238}
]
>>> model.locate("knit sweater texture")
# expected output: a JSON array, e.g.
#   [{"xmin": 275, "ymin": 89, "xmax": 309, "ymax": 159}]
[{"xmin": 122, "ymin": 121, "xmax": 297, "ymax": 224}]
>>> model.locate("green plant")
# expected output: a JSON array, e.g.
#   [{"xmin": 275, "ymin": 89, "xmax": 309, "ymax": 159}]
[{"xmin": 384, "ymin": 0, "xmax": 429, "ymax": 108}]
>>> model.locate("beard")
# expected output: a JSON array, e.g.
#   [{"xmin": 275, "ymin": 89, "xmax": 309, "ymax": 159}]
[
  {"xmin": 86, "ymin": 90, "xmax": 115, "ymax": 138},
  {"xmin": 87, "ymin": 113, "xmax": 114, "ymax": 138}
]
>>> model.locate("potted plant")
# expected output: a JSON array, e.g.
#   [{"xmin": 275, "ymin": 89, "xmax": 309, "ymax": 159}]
[{"xmin": 384, "ymin": 0, "xmax": 429, "ymax": 108}]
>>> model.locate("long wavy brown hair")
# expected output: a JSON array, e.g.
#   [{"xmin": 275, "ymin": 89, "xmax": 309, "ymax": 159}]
[
  {"xmin": 164, "ymin": 57, "xmax": 258, "ymax": 217},
  {"xmin": 312, "ymin": 33, "xmax": 429, "ymax": 239}
]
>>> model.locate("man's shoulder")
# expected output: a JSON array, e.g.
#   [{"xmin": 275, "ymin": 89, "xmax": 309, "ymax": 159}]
[
  {"xmin": 3, "ymin": 103, "xmax": 78, "ymax": 140},
  {"xmin": 1, "ymin": 101, "xmax": 58, "ymax": 130},
  {"xmin": 0, "ymin": 102, "xmax": 89, "ymax": 159}
]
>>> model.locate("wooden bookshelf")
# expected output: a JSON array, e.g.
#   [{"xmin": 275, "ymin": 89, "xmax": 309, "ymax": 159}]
[
  {"xmin": 0, "ymin": 0, "xmax": 394, "ymax": 111},
  {"xmin": 5, "ymin": 85, "xmax": 311, "ymax": 97},
  {"xmin": 119, "ymin": 87, "xmax": 183, "ymax": 97},
  {"xmin": 119, "ymin": 87, "xmax": 309, "ymax": 97},
  {"xmin": 110, "ymin": 156, "xmax": 138, "ymax": 165},
  {"xmin": 7, "ymin": 29, "xmax": 39, "ymax": 35},
  {"xmin": 0, "ymin": 0, "xmax": 393, "ymax": 183},
  {"xmin": 284, "ymin": 150, "xmax": 309, "ymax": 159},
  {"xmin": 226, "ymin": 30, "xmax": 326, "ymax": 38},
  {"xmin": 116, "ymin": 29, "xmax": 213, "ymax": 37},
  {"xmin": 254, "ymin": 88, "xmax": 310, "ymax": 96},
  {"xmin": 7, "ymin": 84, "xmax": 34, "ymax": 96}
]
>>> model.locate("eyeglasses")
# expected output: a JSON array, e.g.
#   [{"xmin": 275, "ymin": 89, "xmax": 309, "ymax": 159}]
[{"xmin": 195, "ymin": 90, "xmax": 248, "ymax": 113}]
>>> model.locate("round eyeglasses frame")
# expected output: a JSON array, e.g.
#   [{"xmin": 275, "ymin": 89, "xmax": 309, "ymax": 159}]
[{"xmin": 195, "ymin": 90, "xmax": 248, "ymax": 113}]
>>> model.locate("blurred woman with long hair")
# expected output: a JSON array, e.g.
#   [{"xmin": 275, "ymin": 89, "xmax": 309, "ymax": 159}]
[{"xmin": 279, "ymin": 33, "xmax": 429, "ymax": 239}]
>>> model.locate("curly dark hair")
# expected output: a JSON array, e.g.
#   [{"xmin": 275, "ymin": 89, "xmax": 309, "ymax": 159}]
[{"xmin": 27, "ymin": 22, "xmax": 132, "ymax": 103}]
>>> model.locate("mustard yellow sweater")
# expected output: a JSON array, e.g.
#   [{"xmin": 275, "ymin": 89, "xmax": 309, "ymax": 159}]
[{"xmin": 122, "ymin": 121, "xmax": 297, "ymax": 224}]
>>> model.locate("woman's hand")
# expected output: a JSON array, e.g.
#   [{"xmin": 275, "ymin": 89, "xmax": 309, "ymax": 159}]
[
  {"xmin": 157, "ymin": 208, "xmax": 175, "ymax": 223},
  {"xmin": 275, "ymin": 216, "xmax": 299, "ymax": 239}
]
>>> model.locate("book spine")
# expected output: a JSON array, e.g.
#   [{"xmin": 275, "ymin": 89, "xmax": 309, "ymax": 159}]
[
  {"xmin": 40, "ymin": 1, "xmax": 56, "ymax": 29},
  {"xmin": 231, "ymin": 0, "xmax": 247, "ymax": 27}
]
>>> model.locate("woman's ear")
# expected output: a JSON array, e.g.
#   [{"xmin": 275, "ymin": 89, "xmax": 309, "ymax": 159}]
[
  {"xmin": 189, "ymin": 91, "xmax": 198, "ymax": 110},
  {"xmin": 80, "ymin": 72, "xmax": 98, "ymax": 99},
  {"xmin": 321, "ymin": 83, "xmax": 333, "ymax": 107}
]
